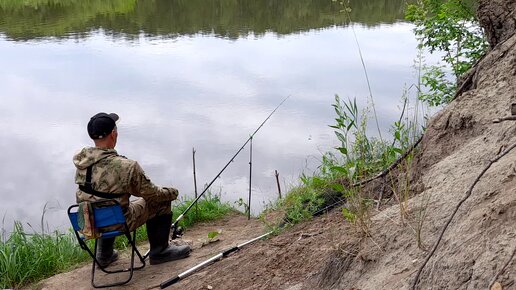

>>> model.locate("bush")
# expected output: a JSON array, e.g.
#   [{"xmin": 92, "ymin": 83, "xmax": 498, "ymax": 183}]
[{"xmin": 406, "ymin": 0, "xmax": 488, "ymax": 106}]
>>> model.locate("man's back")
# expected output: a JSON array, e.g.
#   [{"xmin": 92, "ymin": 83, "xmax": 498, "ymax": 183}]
[{"xmin": 74, "ymin": 146, "xmax": 134, "ymax": 209}]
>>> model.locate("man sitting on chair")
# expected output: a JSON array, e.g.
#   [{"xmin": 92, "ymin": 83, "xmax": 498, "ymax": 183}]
[{"xmin": 73, "ymin": 112, "xmax": 191, "ymax": 266}]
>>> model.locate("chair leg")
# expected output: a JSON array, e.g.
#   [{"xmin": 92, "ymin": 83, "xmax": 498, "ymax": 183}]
[
  {"xmin": 91, "ymin": 239, "xmax": 99, "ymax": 287},
  {"xmin": 90, "ymin": 233, "xmax": 146, "ymax": 288},
  {"xmin": 126, "ymin": 231, "xmax": 146, "ymax": 271}
]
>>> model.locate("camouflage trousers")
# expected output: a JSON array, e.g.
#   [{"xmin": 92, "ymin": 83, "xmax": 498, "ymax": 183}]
[{"xmin": 125, "ymin": 198, "xmax": 172, "ymax": 232}]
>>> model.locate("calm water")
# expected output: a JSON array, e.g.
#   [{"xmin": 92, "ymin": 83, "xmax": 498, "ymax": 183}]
[{"xmin": 0, "ymin": 0, "xmax": 427, "ymax": 233}]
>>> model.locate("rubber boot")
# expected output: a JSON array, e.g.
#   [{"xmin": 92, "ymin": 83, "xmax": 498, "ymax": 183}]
[
  {"xmin": 96, "ymin": 237, "xmax": 119, "ymax": 267},
  {"xmin": 146, "ymin": 214, "xmax": 191, "ymax": 265}
]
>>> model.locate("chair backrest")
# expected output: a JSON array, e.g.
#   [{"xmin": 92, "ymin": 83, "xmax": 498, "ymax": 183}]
[
  {"xmin": 68, "ymin": 200, "xmax": 126, "ymax": 239},
  {"xmin": 92, "ymin": 203, "xmax": 126, "ymax": 228}
]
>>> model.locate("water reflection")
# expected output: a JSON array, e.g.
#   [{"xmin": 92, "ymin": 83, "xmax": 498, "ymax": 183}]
[
  {"xmin": 0, "ymin": 0, "xmax": 411, "ymax": 41},
  {"xmin": 0, "ymin": 0, "xmax": 425, "ymax": 234}
]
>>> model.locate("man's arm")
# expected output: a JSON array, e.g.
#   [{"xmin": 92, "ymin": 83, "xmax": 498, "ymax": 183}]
[{"xmin": 129, "ymin": 161, "xmax": 178, "ymax": 202}]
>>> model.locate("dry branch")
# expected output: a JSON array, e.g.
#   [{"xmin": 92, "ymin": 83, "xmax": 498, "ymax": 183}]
[
  {"xmin": 493, "ymin": 116, "xmax": 516, "ymax": 123},
  {"xmin": 411, "ymin": 141, "xmax": 516, "ymax": 290}
]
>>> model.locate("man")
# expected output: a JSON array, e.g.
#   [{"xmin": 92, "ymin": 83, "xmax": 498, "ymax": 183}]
[{"xmin": 73, "ymin": 112, "xmax": 191, "ymax": 266}]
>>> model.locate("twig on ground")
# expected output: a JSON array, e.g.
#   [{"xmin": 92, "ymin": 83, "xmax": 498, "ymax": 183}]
[
  {"xmin": 142, "ymin": 283, "xmax": 160, "ymax": 290},
  {"xmin": 298, "ymin": 231, "xmax": 322, "ymax": 240},
  {"xmin": 376, "ymin": 176, "xmax": 386, "ymax": 210},
  {"xmin": 488, "ymin": 246, "xmax": 516, "ymax": 290},
  {"xmin": 493, "ymin": 116, "xmax": 516, "ymax": 123},
  {"xmin": 411, "ymin": 141, "xmax": 516, "ymax": 290},
  {"xmin": 367, "ymin": 234, "xmax": 383, "ymax": 253}
]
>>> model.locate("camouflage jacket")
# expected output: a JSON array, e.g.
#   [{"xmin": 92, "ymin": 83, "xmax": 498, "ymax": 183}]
[{"xmin": 73, "ymin": 147, "xmax": 178, "ymax": 211}]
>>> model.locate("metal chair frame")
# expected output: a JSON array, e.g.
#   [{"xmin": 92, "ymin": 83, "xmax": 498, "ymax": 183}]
[{"xmin": 68, "ymin": 199, "xmax": 146, "ymax": 288}]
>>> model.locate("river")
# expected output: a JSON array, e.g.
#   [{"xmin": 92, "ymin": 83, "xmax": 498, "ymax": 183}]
[{"xmin": 0, "ymin": 0, "xmax": 430, "ymax": 234}]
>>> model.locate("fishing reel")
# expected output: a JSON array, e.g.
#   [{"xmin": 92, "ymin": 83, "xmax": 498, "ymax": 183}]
[{"xmin": 171, "ymin": 224, "xmax": 184, "ymax": 240}]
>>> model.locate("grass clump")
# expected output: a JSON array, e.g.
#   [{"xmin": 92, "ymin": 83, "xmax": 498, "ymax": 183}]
[
  {"xmin": 281, "ymin": 185, "xmax": 326, "ymax": 224},
  {"xmin": 0, "ymin": 222, "xmax": 89, "ymax": 289},
  {"xmin": 172, "ymin": 192, "xmax": 235, "ymax": 229}
]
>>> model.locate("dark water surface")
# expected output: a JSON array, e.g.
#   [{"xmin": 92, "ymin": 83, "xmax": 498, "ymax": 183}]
[{"xmin": 0, "ymin": 0, "xmax": 426, "ymax": 233}]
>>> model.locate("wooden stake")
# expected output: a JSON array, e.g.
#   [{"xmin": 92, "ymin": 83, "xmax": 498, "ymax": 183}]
[
  {"xmin": 275, "ymin": 170, "xmax": 282, "ymax": 199},
  {"xmin": 192, "ymin": 148, "xmax": 199, "ymax": 217}
]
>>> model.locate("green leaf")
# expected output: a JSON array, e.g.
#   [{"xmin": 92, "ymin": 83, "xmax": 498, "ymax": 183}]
[
  {"xmin": 342, "ymin": 207, "xmax": 356, "ymax": 222},
  {"xmin": 330, "ymin": 166, "xmax": 348, "ymax": 174},
  {"xmin": 311, "ymin": 176, "xmax": 326, "ymax": 188},
  {"xmin": 207, "ymin": 231, "xmax": 219, "ymax": 240},
  {"xmin": 335, "ymin": 131, "xmax": 347, "ymax": 144},
  {"xmin": 331, "ymin": 183, "xmax": 345, "ymax": 192},
  {"xmin": 337, "ymin": 147, "xmax": 348, "ymax": 155},
  {"xmin": 393, "ymin": 148, "xmax": 403, "ymax": 154}
]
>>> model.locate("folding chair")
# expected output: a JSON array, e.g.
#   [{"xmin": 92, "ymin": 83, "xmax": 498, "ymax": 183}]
[{"xmin": 68, "ymin": 199, "xmax": 146, "ymax": 288}]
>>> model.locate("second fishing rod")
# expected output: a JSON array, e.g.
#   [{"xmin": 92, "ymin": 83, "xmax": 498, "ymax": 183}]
[{"xmin": 171, "ymin": 96, "xmax": 290, "ymax": 239}]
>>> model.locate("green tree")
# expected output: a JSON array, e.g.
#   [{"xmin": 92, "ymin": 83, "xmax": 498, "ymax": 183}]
[{"xmin": 406, "ymin": 0, "xmax": 487, "ymax": 106}]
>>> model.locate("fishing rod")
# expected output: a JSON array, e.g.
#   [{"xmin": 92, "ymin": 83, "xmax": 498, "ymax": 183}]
[
  {"xmin": 160, "ymin": 197, "xmax": 347, "ymax": 288},
  {"xmin": 171, "ymin": 96, "xmax": 290, "ymax": 239},
  {"xmin": 160, "ymin": 231, "xmax": 272, "ymax": 288}
]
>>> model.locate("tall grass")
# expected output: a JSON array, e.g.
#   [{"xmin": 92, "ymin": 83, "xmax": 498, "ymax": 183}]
[
  {"xmin": 271, "ymin": 91, "xmax": 426, "ymax": 236},
  {"xmin": 0, "ymin": 222, "xmax": 89, "ymax": 289},
  {"xmin": 172, "ymin": 192, "xmax": 235, "ymax": 229}
]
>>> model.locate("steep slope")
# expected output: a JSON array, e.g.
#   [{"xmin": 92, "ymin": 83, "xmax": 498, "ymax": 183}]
[{"xmin": 315, "ymin": 1, "xmax": 516, "ymax": 288}]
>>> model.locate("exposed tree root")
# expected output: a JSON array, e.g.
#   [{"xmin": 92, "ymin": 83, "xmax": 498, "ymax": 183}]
[{"xmin": 411, "ymin": 141, "xmax": 516, "ymax": 290}]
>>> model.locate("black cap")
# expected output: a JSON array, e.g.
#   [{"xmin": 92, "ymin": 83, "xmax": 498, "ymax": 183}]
[{"xmin": 87, "ymin": 112, "xmax": 119, "ymax": 139}]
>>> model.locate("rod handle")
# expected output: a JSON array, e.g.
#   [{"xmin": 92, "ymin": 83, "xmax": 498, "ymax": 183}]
[
  {"xmin": 222, "ymin": 246, "xmax": 240, "ymax": 257},
  {"xmin": 160, "ymin": 276, "xmax": 180, "ymax": 289}
]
